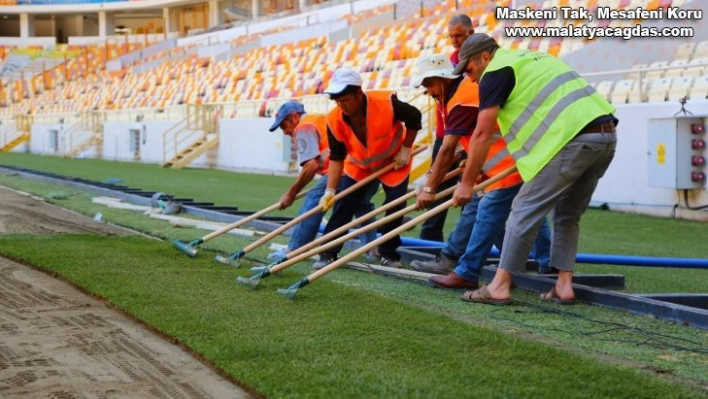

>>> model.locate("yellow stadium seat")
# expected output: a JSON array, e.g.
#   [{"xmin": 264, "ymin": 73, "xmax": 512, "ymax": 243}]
[
  {"xmin": 663, "ymin": 60, "xmax": 686, "ymax": 78},
  {"xmin": 647, "ymin": 77, "xmax": 672, "ymax": 102},
  {"xmin": 595, "ymin": 80, "xmax": 614, "ymax": 101},
  {"xmin": 611, "ymin": 79, "xmax": 634, "ymax": 103},
  {"xmin": 688, "ymin": 75, "xmax": 708, "ymax": 99},
  {"xmin": 645, "ymin": 61, "xmax": 668, "ymax": 80},
  {"xmin": 693, "ymin": 41, "xmax": 708, "ymax": 60},
  {"xmin": 667, "ymin": 76, "xmax": 693, "ymax": 101},
  {"xmin": 674, "ymin": 42, "xmax": 696, "ymax": 61}
]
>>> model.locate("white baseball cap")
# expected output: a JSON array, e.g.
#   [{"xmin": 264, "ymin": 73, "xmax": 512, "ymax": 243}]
[
  {"xmin": 324, "ymin": 68, "xmax": 363, "ymax": 96},
  {"xmin": 411, "ymin": 54, "xmax": 459, "ymax": 88}
]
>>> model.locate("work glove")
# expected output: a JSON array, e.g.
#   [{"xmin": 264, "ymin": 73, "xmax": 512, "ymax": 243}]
[
  {"xmin": 319, "ymin": 188, "xmax": 336, "ymax": 211},
  {"xmin": 413, "ymin": 177, "xmax": 426, "ymax": 195},
  {"xmin": 392, "ymin": 146, "xmax": 411, "ymax": 170}
]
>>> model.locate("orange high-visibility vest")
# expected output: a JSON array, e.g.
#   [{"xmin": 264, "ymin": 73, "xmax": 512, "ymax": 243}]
[
  {"xmin": 296, "ymin": 114, "xmax": 330, "ymax": 175},
  {"xmin": 327, "ymin": 90, "xmax": 409, "ymax": 187},
  {"xmin": 450, "ymin": 79, "xmax": 522, "ymax": 192}
]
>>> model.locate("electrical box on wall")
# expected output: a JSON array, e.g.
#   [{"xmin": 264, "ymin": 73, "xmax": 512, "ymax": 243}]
[{"xmin": 647, "ymin": 116, "xmax": 707, "ymax": 189}]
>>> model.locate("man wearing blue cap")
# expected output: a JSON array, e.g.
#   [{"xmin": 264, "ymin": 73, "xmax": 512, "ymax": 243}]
[{"xmin": 268, "ymin": 101, "xmax": 376, "ymax": 259}]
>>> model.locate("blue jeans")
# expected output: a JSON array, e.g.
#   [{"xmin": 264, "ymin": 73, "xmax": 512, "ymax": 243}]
[
  {"xmin": 288, "ymin": 176, "xmax": 377, "ymax": 251},
  {"xmin": 450, "ymin": 183, "xmax": 552, "ymax": 283}
]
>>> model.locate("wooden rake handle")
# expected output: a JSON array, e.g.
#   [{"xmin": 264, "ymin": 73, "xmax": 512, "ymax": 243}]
[
  {"xmin": 200, "ymin": 189, "xmax": 310, "ymax": 242},
  {"xmin": 305, "ymin": 166, "xmax": 518, "ymax": 283},
  {"xmin": 241, "ymin": 145, "xmax": 428, "ymax": 254},
  {"xmin": 279, "ymin": 166, "xmax": 464, "ymax": 266}
]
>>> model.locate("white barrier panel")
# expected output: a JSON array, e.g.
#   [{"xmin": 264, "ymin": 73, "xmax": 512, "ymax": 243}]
[
  {"xmin": 103, "ymin": 120, "xmax": 186, "ymax": 164},
  {"xmin": 0, "ymin": 36, "xmax": 56, "ymax": 48},
  {"xmin": 218, "ymin": 117, "xmax": 290, "ymax": 173}
]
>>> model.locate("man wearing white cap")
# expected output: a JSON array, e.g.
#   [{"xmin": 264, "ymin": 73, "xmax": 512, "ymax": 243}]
[
  {"xmin": 267, "ymin": 101, "xmax": 376, "ymax": 259},
  {"xmin": 410, "ymin": 54, "xmax": 551, "ymax": 289},
  {"xmin": 312, "ymin": 68, "xmax": 422, "ymax": 269},
  {"xmin": 452, "ymin": 33, "xmax": 617, "ymax": 304}
]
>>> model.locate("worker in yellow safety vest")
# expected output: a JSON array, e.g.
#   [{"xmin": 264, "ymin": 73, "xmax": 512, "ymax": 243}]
[{"xmin": 451, "ymin": 33, "xmax": 617, "ymax": 305}]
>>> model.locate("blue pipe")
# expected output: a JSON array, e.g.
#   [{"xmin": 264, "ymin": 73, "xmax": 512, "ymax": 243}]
[{"xmin": 319, "ymin": 226, "xmax": 708, "ymax": 269}]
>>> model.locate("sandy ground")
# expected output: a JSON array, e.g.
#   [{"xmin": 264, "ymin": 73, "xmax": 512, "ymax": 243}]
[{"xmin": 0, "ymin": 187, "xmax": 254, "ymax": 398}]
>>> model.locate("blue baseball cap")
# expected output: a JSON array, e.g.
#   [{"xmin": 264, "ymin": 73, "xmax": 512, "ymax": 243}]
[{"xmin": 269, "ymin": 101, "xmax": 306, "ymax": 132}]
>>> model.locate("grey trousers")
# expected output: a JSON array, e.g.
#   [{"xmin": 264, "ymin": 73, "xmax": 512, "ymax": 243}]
[{"xmin": 499, "ymin": 131, "xmax": 617, "ymax": 273}]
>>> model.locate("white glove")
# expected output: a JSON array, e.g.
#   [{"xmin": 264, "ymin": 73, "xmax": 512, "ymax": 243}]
[
  {"xmin": 392, "ymin": 146, "xmax": 411, "ymax": 170},
  {"xmin": 319, "ymin": 188, "xmax": 336, "ymax": 211},
  {"xmin": 414, "ymin": 177, "xmax": 427, "ymax": 195}
]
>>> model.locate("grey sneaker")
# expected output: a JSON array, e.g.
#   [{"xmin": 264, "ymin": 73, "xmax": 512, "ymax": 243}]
[
  {"xmin": 365, "ymin": 248, "xmax": 380, "ymax": 261},
  {"xmin": 379, "ymin": 256, "xmax": 403, "ymax": 268},
  {"xmin": 312, "ymin": 254, "xmax": 336, "ymax": 270},
  {"xmin": 410, "ymin": 254, "xmax": 457, "ymax": 274}
]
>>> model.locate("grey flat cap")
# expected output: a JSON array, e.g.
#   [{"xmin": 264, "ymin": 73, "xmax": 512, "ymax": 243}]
[{"xmin": 452, "ymin": 33, "xmax": 498, "ymax": 75}]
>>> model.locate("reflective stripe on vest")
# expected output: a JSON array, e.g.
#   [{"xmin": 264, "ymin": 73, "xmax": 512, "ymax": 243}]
[
  {"xmin": 345, "ymin": 124, "xmax": 403, "ymax": 169},
  {"xmin": 326, "ymin": 90, "xmax": 409, "ymax": 187},
  {"xmin": 446, "ymin": 79, "xmax": 521, "ymax": 191},
  {"xmin": 483, "ymin": 48, "xmax": 615, "ymax": 181},
  {"xmin": 481, "ymin": 132, "xmax": 507, "ymax": 172}
]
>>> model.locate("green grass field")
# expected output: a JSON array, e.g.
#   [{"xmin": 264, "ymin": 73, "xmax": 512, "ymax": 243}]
[{"xmin": 1, "ymin": 153, "xmax": 707, "ymax": 398}]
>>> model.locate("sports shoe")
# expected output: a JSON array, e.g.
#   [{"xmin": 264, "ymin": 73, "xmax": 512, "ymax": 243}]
[
  {"xmin": 410, "ymin": 254, "xmax": 457, "ymax": 274},
  {"xmin": 379, "ymin": 256, "xmax": 403, "ymax": 268},
  {"xmin": 267, "ymin": 248, "xmax": 289, "ymax": 260},
  {"xmin": 312, "ymin": 254, "xmax": 336, "ymax": 270},
  {"xmin": 365, "ymin": 248, "xmax": 380, "ymax": 261}
]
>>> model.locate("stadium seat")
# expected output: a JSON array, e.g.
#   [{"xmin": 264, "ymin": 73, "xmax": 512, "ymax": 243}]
[
  {"xmin": 667, "ymin": 76, "xmax": 693, "ymax": 101},
  {"xmin": 688, "ymin": 75, "xmax": 708, "ymax": 100},
  {"xmin": 664, "ymin": 60, "xmax": 687, "ymax": 78},
  {"xmin": 693, "ymin": 40, "xmax": 708, "ymax": 60},
  {"xmin": 674, "ymin": 42, "xmax": 696, "ymax": 61},
  {"xmin": 628, "ymin": 79, "xmax": 650, "ymax": 103},
  {"xmin": 595, "ymin": 80, "xmax": 614, "ymax": 101},
  {"xmin": 611, "ymin": 80, "xmax": 634, "ymax": 104},
  {"xmin": 647, "ymin": 77, "xmax": 671, "ymax": 102},
  {"xmin": 626, "ymin": 63, "xmax": 648, "ymax": 80},
  {"xmin": 645, "ymin": 61, "xmax": 668, "ymax": 80}
]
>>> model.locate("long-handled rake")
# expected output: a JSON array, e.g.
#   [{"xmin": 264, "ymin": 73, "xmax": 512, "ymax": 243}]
[
  {"xmin": 275, "ymin": 166, "xmax": 517, "ymax": 299},
  {"xmin": 215, "ymin": 146, "xmax": 427, "ymax": 267},
  {"xmin": 237, "ymin": 167, "xmax": 463, "ymax": 288},
  {"xmin": 172, "ymin": 190, "xmax": 310, "ymax": 257}
]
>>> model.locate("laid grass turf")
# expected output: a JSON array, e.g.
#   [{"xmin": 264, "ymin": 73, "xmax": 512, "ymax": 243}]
[
  {"xmin": 2, "ymin": 153, "xmax": 707, "ymax": 292},
  {"xmin": 1, "ymin": 154, "xmax": 708, "ymax": 396},
  {"xmin": 0, "ymin": 234, "xmax": 706, "ymax": 398}
]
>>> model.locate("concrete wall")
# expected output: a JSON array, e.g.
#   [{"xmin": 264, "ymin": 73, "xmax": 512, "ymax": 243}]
[
  {"xmin": 103, "ymin": 120, "xmax": 181, "ymax": 164},
  {"xmin": 0, "ymin": 36, "xmax": 56, "ymax": 47},
  {"xmin": 217, "ymin": 117, "xmax": 290, "ymax": 172},
  {"xmin": 29, "ymin": 122, "xmax": 97, "ymax": 158}
]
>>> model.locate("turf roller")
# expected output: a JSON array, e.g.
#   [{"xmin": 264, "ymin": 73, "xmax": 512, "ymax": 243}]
[
  {"xmin": 216, "ymin": 145, "xmax": 427, "ymax": 268},
  {"xmin": 171, "ymin": 190, "xmax": 312, "ymax": 257},
  {"xmin": 238, "ymin": 167, "xmax": 463, "ymax": 288},
  {"xmin": 276, "ymin": 166, "xmax": 517, "ymax": 299}
]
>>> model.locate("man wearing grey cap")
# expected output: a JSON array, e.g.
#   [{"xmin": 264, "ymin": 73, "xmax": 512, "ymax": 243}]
[{"xmin": 451, "ymin": 33, "xmax": 617, "ymax": 304}]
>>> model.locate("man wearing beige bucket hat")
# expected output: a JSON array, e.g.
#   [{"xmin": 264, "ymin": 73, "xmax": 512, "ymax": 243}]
[{"xmin": 410, "ymin": 54, "xmax": 551, "ymax": 290}]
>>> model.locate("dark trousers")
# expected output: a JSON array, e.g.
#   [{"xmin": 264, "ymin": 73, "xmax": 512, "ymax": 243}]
[
  {"xmin": 419, "ymin": 136, "xmax": 459, "ymax": 243},
  {"xmin": 320, "ymin": 174, "xmax": 409, "ymax": 261}
]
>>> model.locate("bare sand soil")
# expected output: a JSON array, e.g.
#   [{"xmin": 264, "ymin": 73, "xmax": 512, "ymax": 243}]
[{"xmin": 0, "ymin": 187, "xmax": 253, "ymax": 398}]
